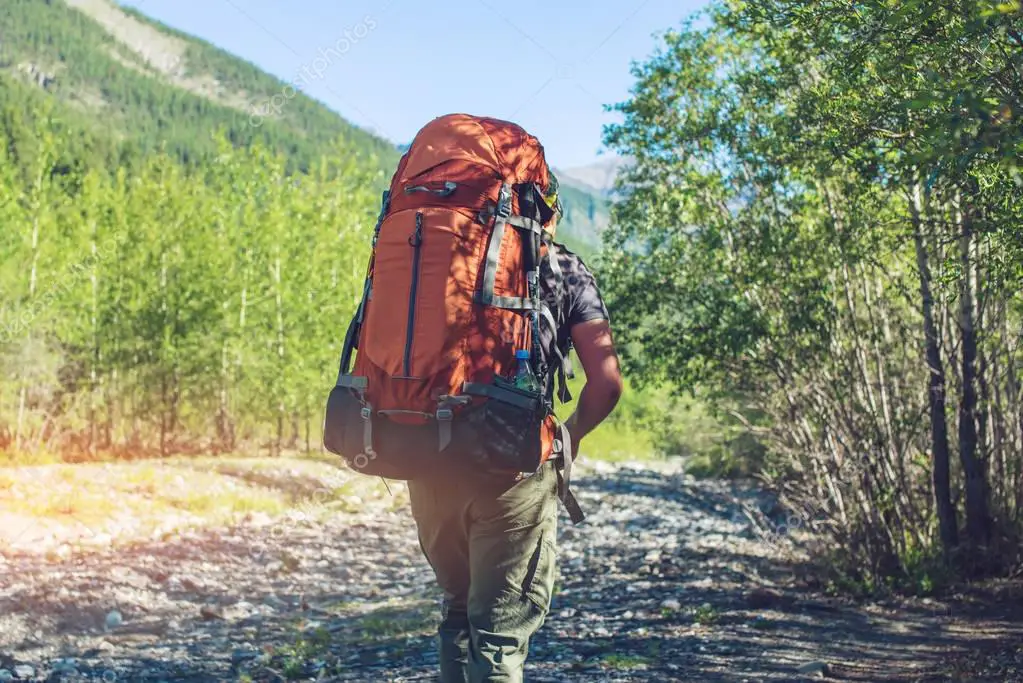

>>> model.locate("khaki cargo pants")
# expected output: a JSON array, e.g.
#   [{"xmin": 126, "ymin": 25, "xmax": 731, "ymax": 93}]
[{"xmin": 408, "ymin": 460, "xmax": 559, "ymax": 683}]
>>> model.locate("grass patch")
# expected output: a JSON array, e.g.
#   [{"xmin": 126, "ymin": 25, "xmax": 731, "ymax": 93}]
[
  {"xmin": 554, "ymin": 351, "xmax": 767, "ymax": 471},
  {"xmin": 0, "ymin": 455, "xmax": 385, "ymax": 549},
  {"xmin": 0, "ymin": 471, "xmax": 18, "ymax": 490},
  {"xmin": 691, "ymin": 602, "xmax": 720, "ymax": 626},
  {"xmin": 322, "ymin": 598, "xmax": 436, "ymax": 642},
  {"xmin": 601, "ymin": 654, "xmax": 651, "ymax": 670},
  {"xmin": 0, "ymin": 448, "xmax": 66, "ymax": 466},
  {"xmin": 279, "ymin": 626, "xmax": 333, "ymax": 680}
]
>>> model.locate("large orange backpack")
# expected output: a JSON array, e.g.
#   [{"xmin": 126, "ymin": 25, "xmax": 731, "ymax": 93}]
[{"xmin": 323, "ymin": 113, "xmax": 583, "ymax": 523}]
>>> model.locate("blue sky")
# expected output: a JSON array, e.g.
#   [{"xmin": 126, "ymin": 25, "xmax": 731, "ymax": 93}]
[{"xmin": 116, "ymin": 0, "xmax": 708, "ymax": 168}]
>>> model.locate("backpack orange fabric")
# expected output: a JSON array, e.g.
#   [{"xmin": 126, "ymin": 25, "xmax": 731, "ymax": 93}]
[
  {"xmin": 361, "ymin": 112, "xmax": 551, "ymax": 434},
  {"xmin": 324, "ymin": 113, "xmax": 584, "ymax": 522}
]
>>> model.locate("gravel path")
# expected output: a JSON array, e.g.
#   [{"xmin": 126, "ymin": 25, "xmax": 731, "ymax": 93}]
[{"xmin": 1, "ymin": 459, "xmax": 1021, "ymax": 682}]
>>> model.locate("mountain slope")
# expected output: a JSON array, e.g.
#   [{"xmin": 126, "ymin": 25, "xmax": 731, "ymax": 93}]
[
  {"xmin": 0, "ymin": 0, "xmax": 607, "ymax": 250},
  {"xmin": 556, "ymin": 156, "xmax": 629, "ymax": 197},
  {"xmin": 553, "ymin": 181, "xmax": 610, "ymax": 256},
  {"xmin": 0, "ymin": 0, "xmax": 398, "ymax": 174}
]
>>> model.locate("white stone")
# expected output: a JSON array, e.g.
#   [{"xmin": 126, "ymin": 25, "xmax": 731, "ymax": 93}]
[{"xmin": 105, "ymin": 610, "xmax": 123, "ymax": 629}]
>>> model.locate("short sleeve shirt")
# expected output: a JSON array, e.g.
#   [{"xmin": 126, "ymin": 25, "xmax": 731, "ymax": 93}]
[{"xmin": 539, "ymin": 243, "xmax": 610, "ymax": 358}]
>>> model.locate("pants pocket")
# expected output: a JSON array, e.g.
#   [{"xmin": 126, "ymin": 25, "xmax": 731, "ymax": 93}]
[{"xmin": 521, "ymin": 530, "xmax": 556, "ymax": 613}]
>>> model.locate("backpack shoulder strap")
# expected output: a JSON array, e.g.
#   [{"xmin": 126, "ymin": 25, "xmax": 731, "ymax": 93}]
[
  {"xmin": 540, "ymin": 240, "xmax": 573, "ymax": 404},
  {"xmin": 336, "ymin": 189, "xmax": 390, "ymax": 382}
]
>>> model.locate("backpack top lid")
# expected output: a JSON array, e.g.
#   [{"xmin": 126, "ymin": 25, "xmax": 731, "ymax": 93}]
[{"xmin": 399, "ymin": 113, "xmax": 553, "ymax": 195}]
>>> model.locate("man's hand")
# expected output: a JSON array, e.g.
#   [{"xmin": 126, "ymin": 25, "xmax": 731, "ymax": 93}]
[{"xmin": 563, "ymin": 319, "xmax": 623, "ymax": 455}]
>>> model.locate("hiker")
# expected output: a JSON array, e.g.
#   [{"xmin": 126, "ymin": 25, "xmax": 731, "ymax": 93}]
[{"xmin": 323, "ymin": 113, "xmax": 623, "ymax": 682}]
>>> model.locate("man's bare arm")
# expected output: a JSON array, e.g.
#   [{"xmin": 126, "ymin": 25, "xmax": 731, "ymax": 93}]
[{"xmin": 564, "ymin": 319, "xmax": 623, "ymax": 448}]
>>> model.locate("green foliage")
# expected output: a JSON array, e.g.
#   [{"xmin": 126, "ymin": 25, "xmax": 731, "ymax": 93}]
[
  {"xmin": 690, "ymin": 602, "xmax": 719, "ymax": 626},
  {"xmin": 0, "ymin": 112, "xmax": 380, "ymax": 455},
  {"xmin": 602, "ymin": 0, "xmax": 1023, "ymax": 587},
  {"xmin": 600, "ymin": 654, "xmax": 651, "ymax": 670},
  {"xmin": 555, "ymin": 357, "xmax": 658, "ymax": 461},
  {"xmin": 555, "ymin": 353, "xmax": 752, "ymax": 464}
]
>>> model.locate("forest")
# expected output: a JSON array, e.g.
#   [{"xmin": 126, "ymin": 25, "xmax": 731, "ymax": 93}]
[
  {"xmin": 600, "ymin": 0, "xmax": 1023, "ymax": 587},
  {"xmin": 0, "ymin": 102, "xmax": 384, "ymax": 458}
]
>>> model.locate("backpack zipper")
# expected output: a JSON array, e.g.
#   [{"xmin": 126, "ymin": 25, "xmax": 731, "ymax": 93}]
[{"xmin": 403, "ymin": 211, "xmax": 424, "ymax": 377}]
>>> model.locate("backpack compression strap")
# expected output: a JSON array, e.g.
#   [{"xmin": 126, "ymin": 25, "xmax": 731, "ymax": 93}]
[{"xmin": 553, "ymin": 417, "xmax": 584, "ymax": 524}]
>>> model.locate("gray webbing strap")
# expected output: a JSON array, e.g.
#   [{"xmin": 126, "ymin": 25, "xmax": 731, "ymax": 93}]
[
  {"xmin": 361, "ymin": 405, "xmax": 376, "ymax": 460},
  {"xmin": 490, "ymin": 295, "xmax": 535, "ymax": 310},
  {"xmin": 478, "ymin": 183, "xmax": 513, "ymax": 306},
  {"xmin": 506, "ymin": 215, "xmax": 543, "ymax": 234},
  {"xmin": 545, "ymin": 343, "xmax": 571, "ymax": 404},
  {"xmin": 563, "ymin": 348, "xmax": 575, "ymax": 379},
  {"xmin": 462, "ymin": 382, "xmax": 540, "ymax": 411},
  {"xmin": 537, "ymin": 303, "xmax": 570, "ymax": 402},
  {"xmin": 554, "ymin": 421, "xmax": 584, "ymax": 524},
  {"xmin": 337, "ymin": 375, "xmax": 368, "ymax": 390},
  {"xmin": 539, "ymin": 304, "xmax": 558, "ymax": 338},
  {"xmin": 542, "ymin": 245, "xmax": 571, "ymax": 401},
  {"xmin": 558, "ymin": 359, "xmax": 571, "ymax": 403},
  {"xmin": 437, "ymin": 408, "xmax": 453, "ymax": 451}
]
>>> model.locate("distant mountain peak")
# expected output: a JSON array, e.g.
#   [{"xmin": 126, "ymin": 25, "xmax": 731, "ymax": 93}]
[{"xmin": 554, "ymin": 156, "xmax": 630, "ymax": 197}]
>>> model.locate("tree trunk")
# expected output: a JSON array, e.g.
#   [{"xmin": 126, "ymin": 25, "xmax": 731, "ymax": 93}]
[
  {"xmin": 911, "ymin": 183, "xmax": 958, "ymax": 552},
  {"xmin": 160, "ymin": 251, "xmax": 169, "ymax": 458},
  {"xmin": 305, "ymin": 410, "xmax": 311, "ymax": 454},
  {"xmin": 217, "ymin": 340, "xmax": 234, "ymax": 452},
  {"xmin": 15, "ymin": 188, "xmax": 42, "ymax": 453},
  {"xmin": 955, "ymin": 191, "xmax": 991, "ymax": 549},
  {"xmin": 274, "ymin": 254, "xmax": 285, "ymax": 458},
  {"xmin": 89, "ymin": 225, "xmax": 99, "ymax": 458}
]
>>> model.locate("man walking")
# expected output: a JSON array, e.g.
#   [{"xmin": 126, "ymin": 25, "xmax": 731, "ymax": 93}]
[
  {"xmin": 324, "ymin": 113, "xmax": 623, "ymax": 682},
  {"xmin": 406, "ymin": 172, "xmax": 623, "ymax": 682}
]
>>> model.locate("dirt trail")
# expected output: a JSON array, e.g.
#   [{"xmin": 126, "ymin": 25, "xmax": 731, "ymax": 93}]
[{"xmin": 1, "ymin": 458, "xmax": 1021, "ymax": 682}]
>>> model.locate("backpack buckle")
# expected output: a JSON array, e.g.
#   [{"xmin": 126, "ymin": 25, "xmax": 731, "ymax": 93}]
[
  {"xmin": 436, "ymin": 408, "xmax": 453, "ymax": 421},
  {"xmin": 496, "ymin": 184, "xmax": 513, "ymax": 218}
]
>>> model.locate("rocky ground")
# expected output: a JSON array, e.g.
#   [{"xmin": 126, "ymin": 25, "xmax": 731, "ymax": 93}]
[{"xmin": 1, "ymin": 456, "xmax": 1021, "ymax": 682}]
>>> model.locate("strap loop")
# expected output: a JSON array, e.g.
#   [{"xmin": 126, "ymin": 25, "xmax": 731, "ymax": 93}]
[
  {"xmin": 351, "ymin": 404, "xmax": 376, "ymax": 470},
  {"xmin": 477, "ymin": 184, "xmax": 513, "ymax": 306},
  {"xmin": 437, "ymin": 408, "xmax": 453, "ymax": 451},
  {"xmin": 337, "ymin": 374, "xmax": 368, "ymax": 390}
]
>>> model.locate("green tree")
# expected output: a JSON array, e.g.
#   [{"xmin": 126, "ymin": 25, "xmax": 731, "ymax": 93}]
[{"xmin": 602, "ymin": 0, "xmax": 1023, "ymax": 585}]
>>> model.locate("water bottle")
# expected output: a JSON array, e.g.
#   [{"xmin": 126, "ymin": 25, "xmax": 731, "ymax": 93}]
[{"xmin": 513, "ymin": 349, "xmax": 542, "ymax": 393}]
